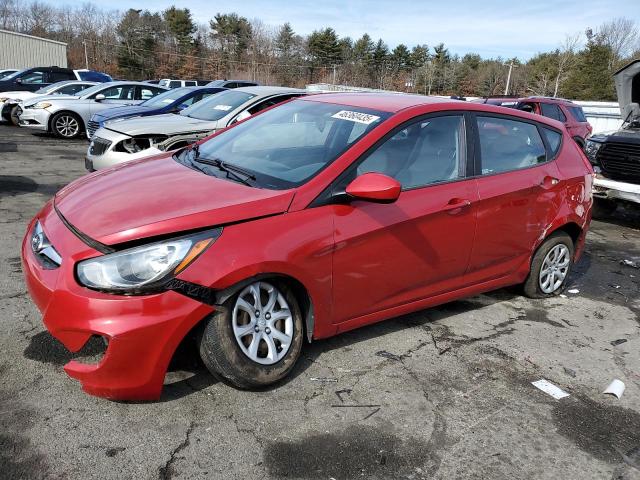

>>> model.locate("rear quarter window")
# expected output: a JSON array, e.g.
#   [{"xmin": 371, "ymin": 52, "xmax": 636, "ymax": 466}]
[
  {"xmin": 541, "ymin": 127, "xmax": 562, "ymax": 157},
  {"xmin": 567, "ymin": 106, "xmax": 587, "ymax": 122},
  {"xmin": 477, "ymin": 116, "xmax": 547, "ymax": 175}
]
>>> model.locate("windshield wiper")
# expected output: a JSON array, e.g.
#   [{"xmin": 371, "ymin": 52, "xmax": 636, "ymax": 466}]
[{"xmin": 193, "ymin": 153, "xmax": 256, "ymax": 186}]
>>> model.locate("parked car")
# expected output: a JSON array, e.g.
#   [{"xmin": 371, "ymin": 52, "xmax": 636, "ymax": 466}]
[
  {"xmin": 0, "ymin": 69, "xmax": 19, "ymax": 79},
  {"xmin": 86, "ymin": 86, "xmax": 304, "ymax": 171},
  {"xmin": 158, "ymin": 79, "xmax": 198, "ymax": 88},
  {"xmin": 516, "ymin": 97, "xmax": 592, "ymax": 148},
  {"xmin": 0, "ymin": 80, "xmax": 98, "ymax": 125},
  {"xmin": 22, "ymin": 93, "xmax": 593, "ymax": 400},
  {"xmin": 206, "ymin": 79, "xmax": 260, "ymax": 88},
  {"xmin": 0, "ymin": 67, "xmax": 111, "ymax": 93},
  {"xmin": 86, "ymin": 86, "xmax": 226, "ymax": 138},
  {"xmin": 584, "ymin": 59, "xmax": 640, "ymax": 216},
  {"xmin": 18, "ymin": 81, "xmax": 166, "ymax": 139},
  {"xmin": 474, "ymin": 96, "xmax": 592, "ymax": 147}
]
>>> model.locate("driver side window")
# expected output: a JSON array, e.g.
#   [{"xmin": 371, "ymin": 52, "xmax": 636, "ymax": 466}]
[{"xmin": 356, "ymin": 115, "xmax": 465, "ymax": 190}]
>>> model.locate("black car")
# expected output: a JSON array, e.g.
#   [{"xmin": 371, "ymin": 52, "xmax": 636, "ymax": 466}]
[
  {"xmin": 0, "ymin": 67, "xmax": 111, "ymax": 93},
  {"xmin": 206, "ymin": 79, "xmax": 260, "ymax": 88},
  {"xmin": 585, "ymin": 60, "xmax": 640, "ymax": 215}
]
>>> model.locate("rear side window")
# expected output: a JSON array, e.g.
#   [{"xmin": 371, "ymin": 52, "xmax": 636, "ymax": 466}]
[
  {"xmin": 567, "ymin": 106, "xmax": 587, "ymax": 122},
  {"xmin": 540, "ymin": 103, "xmax": 566, "ymax": 122},
  {"xmin": 185, "ymin": 81, "xmax": 197, "ymax": 86},
  {"xmin": 169, "ymin": 81, "xmax": 181, "ymax": 88},
  {"xmin": 49, "ymin": 71, "xmax": 74, "ymax": 82},
  {"xmin": 542, "ymin": 128, "xmax": 562, "ymax": 156},
  {"xmin": 477, "ymin": 116, "xmax": 547, "ymax": 175}
]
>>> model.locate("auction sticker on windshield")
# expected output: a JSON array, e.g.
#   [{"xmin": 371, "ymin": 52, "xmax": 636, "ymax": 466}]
[
  {"xmin": 213, "ymin": 105, "xmax": 233, "ymax": 111},
  {"xmin": 331, "ymin": 110, "xmax": 380, "ymax": 124}
]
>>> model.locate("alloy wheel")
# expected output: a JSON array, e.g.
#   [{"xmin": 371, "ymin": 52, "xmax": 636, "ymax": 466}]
[
  {"xmin": 539, "ymin": 244, "xmax": 570, "ymax": 294},
  {"xmin": 55, "ymin": 115, "xmax": 79, "ymax": 138},
  {"xmin": 232, "ymin": 282, "xmax": 294, "ymax": 365}
]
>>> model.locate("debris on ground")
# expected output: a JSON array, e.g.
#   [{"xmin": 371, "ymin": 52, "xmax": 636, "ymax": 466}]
[
  {"xmin": 375, "ymin": 350, "xmax": 403, "ymax": 361},
  {"xmin": 567, "ymin": 289, "xmax": 580, "ymax": 294},
  {"xmin": 310, "ymin": 377, "xmax": 338, "ymax": 383},
  {"xmin": 620, "ymin": 259, "xmax": 639, "ymax": 268},
  {"xmin": 532, "ymin": 379, "xmax": 570, "ymax": 399},
  {"xmin": 603, "ymin": 379, "xmax": 626, "ymax": 399},
  {"xmin": 610, "ymin": 338, "xmax": 628, "ymax": 346},
  {"xmin": 563, "ymin": 367, "xmax": 577, "ymax": 378},
  {"xmin": 335, "ymin": 389, "xmax": 352, "ymax": 403}
]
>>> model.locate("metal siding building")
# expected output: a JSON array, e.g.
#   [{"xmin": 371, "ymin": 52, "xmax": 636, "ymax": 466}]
[{"xmin": 0, "ymin": 29, "xmax": 67, "ymax": 69}]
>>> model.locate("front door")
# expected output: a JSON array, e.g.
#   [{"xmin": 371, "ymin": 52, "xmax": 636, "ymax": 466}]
[{"xmin": 331, "ymin": 114, "xmax": 478, "ymax": 323}]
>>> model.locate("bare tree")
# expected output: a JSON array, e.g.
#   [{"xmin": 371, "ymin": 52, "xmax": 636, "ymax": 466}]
[
  {"xmin": 597, "ymin": 17, "xmax": 638, "ymax": 68},
  {"xmin": 554, "ymin": 33, "xmax": 580, "ymax": 97}
]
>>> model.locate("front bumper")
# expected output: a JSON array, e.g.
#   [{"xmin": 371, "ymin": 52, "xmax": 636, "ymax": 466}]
[
  {"xmin": 86, "ymin": 127, "xmax": 163, "ymax": 171},
  {"xmin": 21, "ymin": 202, "xmax": 214, "ymax": 400},
  {"xmin": 593, "ymin": 175, "xmax": 640, "ymax": 204},
  {"xmin": 18, "ymin": 107, "xmax": 51, "ymax": 131}
]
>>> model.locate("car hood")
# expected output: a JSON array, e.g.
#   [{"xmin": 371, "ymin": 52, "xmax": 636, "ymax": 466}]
[
  {"xmin": 614, "ymin": 60, "xmax": 640, "ymax": 116},
  {"xmin": 94, "ymin": 105, "xmax": 153, "ymax": 121},
  {"xmin": 104, "ymin": 113, "xmax": 219, "ymax": 137},
  {"xmin": 23, "ymin": 94, "xmax": 81, "ymax": 106},
  {"xmin": 0, "ymin": 91, "xmax": 36, "ymax": 101},
  {"xmin": 54, "ymin": 154, "xmax": 294, "ymax": 245}
]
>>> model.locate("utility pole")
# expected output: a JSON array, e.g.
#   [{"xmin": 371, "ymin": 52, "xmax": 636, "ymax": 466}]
[
  {"xmin": 83, "ymin": 40, "xmax": 89, "ymax": 69},
  {"xmin": 504, "ymin": 61, "xmax": 514, "ymax": 95},
  {"xmin": 332, "ymin": 64, "xmax": 337, "ymax": 85}
]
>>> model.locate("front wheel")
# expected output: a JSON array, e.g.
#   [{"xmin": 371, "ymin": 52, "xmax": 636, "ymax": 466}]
[
  {"xmin": 198, "ymin": 280, "xmax": 304, "ymax": 389},
  {"xmin": 523, "ymin": 232, "xmax": 574, "ymax": 298},
  {"xmin": 51, "ymin": 112, "xmax": 83, "ymax": 139},
  {"xmin": 9, "ymin": 105, "xmax": 21, "ymax": 126}
]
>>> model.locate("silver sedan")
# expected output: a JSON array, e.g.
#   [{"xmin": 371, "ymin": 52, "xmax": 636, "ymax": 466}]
[
  {"xmin": 18, "ymin": 81, "xmax": 167, "ymax": 139},
  {"xmin": 85, "ymin": 86, "xmax": 305, "ymax": 171}
]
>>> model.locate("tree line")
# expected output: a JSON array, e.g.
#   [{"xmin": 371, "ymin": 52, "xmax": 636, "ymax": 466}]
[{"xmin": 1, "ymin": 0, "xmax": 639, "ymax": 101}]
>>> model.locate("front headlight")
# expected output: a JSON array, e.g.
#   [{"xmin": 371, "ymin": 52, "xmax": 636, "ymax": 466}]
[
  {"xmin": 76, "ymin": 229, "xmax": 221, "ymax": 293},
  {"xmin": 584, "ymin": 140, "xmax": 602, "ymax": 164},
  {"xmin": 29, "ymin": 101, "xmax": 52, "ymax": 110}
]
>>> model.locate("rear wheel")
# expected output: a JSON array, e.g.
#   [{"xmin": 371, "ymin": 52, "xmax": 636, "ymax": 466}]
[
  {"xmin": 523, "ymin": 232, "xmax": 574, "ymax": 298},
  {"xmin": 51, "ymin": 112, "xmax": 83, "ymax": 139},
  {"xmin": 198, "ymin": 280, "xmax": 304, "ymax": 389}
]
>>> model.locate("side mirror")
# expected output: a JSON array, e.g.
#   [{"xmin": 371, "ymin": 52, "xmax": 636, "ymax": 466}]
[
  {"xmin": 15, "ymin": 78, "xmax": 22, "ymax": 84},
  {"xmin": 95, "ymin": 93, "xmax": 106, "ymax": 101},
  {"xmin": 345, "ymin": 172, "xmax": 401, "ymax": 204}
]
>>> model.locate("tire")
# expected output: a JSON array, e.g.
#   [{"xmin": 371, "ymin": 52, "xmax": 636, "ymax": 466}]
[
  {"xmin": 198, "ymin": 280, "xmax": 304, "ymax": 389},
  {"xmin": 9, "ymin": 105, "xmax": 21, "ymax": 126},
  {"xmin": 51, "ymin": 111, "xmax": 83, "ymax": 139},
  {"xmin": 523, "ymin": 231, "xmax": 574, "ymax": 299},
  {"xmin": 592, "ymin": 198, "xmax": 617, "ymax": 218}
]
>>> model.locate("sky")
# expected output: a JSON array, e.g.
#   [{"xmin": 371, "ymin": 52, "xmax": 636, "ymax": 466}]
[{"xmin": 46, "ymin": 0, "xmax": 640, "ymax": 60}]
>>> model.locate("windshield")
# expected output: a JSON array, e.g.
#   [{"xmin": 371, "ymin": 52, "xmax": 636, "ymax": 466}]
[
  {"xmin": 180, "ymin": 90, "xmax": 255, "ymax": 121},
  {"xmin": 141, "ymin": 87, "xmax": 190, "ymax": 107},
  {"xmin": 35, "ymin": 81, "xmax": 69, "ymax": 94},
  {"xmin": 177, "ymin": 99, "xmax": 390, "ymax": 189},
  {"xmin": 2, "ymin": 69, "xmax": 25, "ymax": 80},
  {"xmin": 206, "ymin": 80, "xmax": 225, "ymax": 87}
]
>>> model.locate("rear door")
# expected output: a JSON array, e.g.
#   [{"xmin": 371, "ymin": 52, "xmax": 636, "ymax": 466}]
[
  {"xmin": 465, "ymin": 114, "xmax": 563, "ymax": 284},
  {"xmin": 330, "ymin": 113, "xmax": 478, "ymax": 323}
]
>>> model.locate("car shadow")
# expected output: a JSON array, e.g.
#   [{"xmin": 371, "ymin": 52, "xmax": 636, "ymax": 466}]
[{"xmin": 593, "ymin": 203, "xmax": 640, "ymax": 230}]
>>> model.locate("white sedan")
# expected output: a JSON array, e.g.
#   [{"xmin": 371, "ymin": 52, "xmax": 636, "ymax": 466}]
[
  {"xmin": 0, "ymin": 80, "xmax": 97, "ymax": 125},
  {"xmin": 18, "ymin": 81, "xmax": 167, "ymax": 139}
]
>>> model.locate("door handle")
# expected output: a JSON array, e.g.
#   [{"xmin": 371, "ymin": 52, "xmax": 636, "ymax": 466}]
[
  {"xmin": 539, "ymin": 176, "xmax": 560, "ymax": 189},
  {"xmin": 442, "ymin": 198, "xmax": 471, "ymax": 213}
]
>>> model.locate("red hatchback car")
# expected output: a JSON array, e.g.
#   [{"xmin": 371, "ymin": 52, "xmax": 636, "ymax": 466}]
[{"xmin": 22, "ymin": 94, "xmax": 593, "ymax": 400}]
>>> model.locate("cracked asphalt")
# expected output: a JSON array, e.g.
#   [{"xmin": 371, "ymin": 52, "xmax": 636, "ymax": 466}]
[{"xmin": 1, "ymin": 124, "xmax": 639, "ymax": 480}]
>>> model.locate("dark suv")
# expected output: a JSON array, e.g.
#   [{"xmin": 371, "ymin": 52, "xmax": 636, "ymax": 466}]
[
  {"xmin": 0, "ymin": 67, "xmax": 111, "ymax": 93},
  {"xmin": 584, "ymin": 60, "xmax": 640, "ymax": 215}
]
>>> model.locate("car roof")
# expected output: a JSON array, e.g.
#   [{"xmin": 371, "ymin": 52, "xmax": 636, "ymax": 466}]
[
  {"xmin": 232, "ymin": 86, "xmax": 305, "ymax": 96},
  {"xmin": 301, "ymin": 92, "xmax": 459, "ymax": 113},
  {"xmin": 99, "ymin": 80, "xmax": 167, "ymax": 88},
  {"xmin": 520, "ymin": 96, "xmax": 577, "ymax": 106}
]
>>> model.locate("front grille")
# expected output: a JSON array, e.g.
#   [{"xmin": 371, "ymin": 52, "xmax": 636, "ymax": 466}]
[
  {"xmin": 89, "ymin": 137, "xmax": 111, "ymax": 156},
  {"xmin": 597, "ymin": 142, "xmax": 640, "ymax": 184},
  {"xmin": 87, "ymin": 120, "xmax": 100, "ymax": 138}
]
